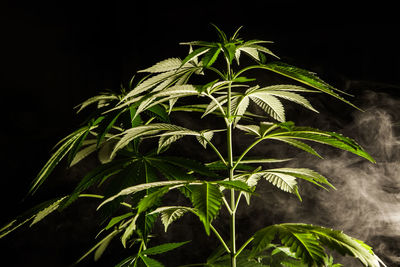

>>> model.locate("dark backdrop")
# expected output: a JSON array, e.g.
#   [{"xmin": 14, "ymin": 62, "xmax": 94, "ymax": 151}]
[{"xmin": 1, "ymin": 1, "xmax": 399, "ymax": 266}]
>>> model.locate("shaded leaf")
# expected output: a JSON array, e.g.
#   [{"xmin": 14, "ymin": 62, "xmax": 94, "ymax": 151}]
[
  {"xmin": 191, "ymin": 182, "xmax": 222, "ymax": 235},
  {"xmin": 141, "ymin": 241, "xmax": 190, "ymax": 255}
]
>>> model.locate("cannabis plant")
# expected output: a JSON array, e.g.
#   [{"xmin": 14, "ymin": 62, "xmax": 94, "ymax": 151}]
[{"xmin": 1, "ymin": 25, "xmax": 385, "ymax": 267}]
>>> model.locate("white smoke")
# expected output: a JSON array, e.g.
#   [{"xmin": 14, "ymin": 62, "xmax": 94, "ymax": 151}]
[{"xmin": 246, "ymin": 90, "xmax": 400, "ymax": 265}]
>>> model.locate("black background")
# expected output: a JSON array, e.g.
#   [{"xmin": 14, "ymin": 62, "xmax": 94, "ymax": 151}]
[{"xmin": 1, "ymin": 1, "xmax": 399, "ymax": 266}]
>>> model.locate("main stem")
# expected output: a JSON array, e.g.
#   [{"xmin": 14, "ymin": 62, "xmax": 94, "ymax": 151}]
[{"xmin": 226, "ymin": 61, "xmax": 236, "ymax": 267}]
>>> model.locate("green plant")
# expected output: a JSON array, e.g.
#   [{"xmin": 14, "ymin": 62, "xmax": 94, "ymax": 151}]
[{"xmin": 1, "ymin": 25, "xmax": 386, "ymax": 267}]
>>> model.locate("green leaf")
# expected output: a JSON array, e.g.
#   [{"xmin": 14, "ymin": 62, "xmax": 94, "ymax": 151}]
[
  {"xmin": 111, "ymin": 123, "xmax": 192, "ymax": 158},
  {"xmin": 0, "ymin": 196, "xmax": 68, "ymax": 238},
  {"xmin": 201, "ymin": 47, "xmax": 221, "ymax": 68},
  {"xmin": 251, "ymin": 44, "xmax": 280, "ymax": 59},
  {"xmin": 76, "ymin": 228, "xmax": 120, "ymax": 263},
  {"xmin": 267, "ymin": 168, "xmax": 335, "ymax": 190},
  {"xmin": 239, "ymin": 46, "xmax": 261, "ymax": 61},
  {"xmin": 223, "ymin": 43, "xmax": 236, "ymax": 64},
  {"xmin": 104, "ymin": 212, "xmax": 134, "ymax": 231},
  {"xmin": 213, "ymin": 180, "xmax": 254, "ymax": 193},
  {"xmin": 262, "ymin": 171, "xmax": 301, "ymax": 200},
  {"xmin": 290, "ymin": 224, "xmax": 382, "ymax": 267},
  {"xmin": 236, "ymin": 158, "xmax": 292, "ymax": 164},
  {"xmin": 67, "ymin": 127, "xmax": 92, "ymax": 166},
  {"xmin": 69, "ymin": 141, "xmax": 98, "ymax": 167},
  {"xmin": 157, "ymin": 134, "xmax": 183, "ymax": 153},
  {"xmin": 191, "ymin": 182, "xmax": 222, "ymax": 235},
  {"xmin": 139, "ymin": 255, "xmax": 164, "ymax": 267},
  {"xmin": 149, "ymin": 206, "xmax": 193, "ymax": 232},
  {"xmin": 271, "ymin": 137, "xmax": 322, "ymax": 158},
  {"xmin": 141, "ymin": 241, "xmax": 190, "ymax": 255},
  {"xmin": 232, "ymin": 95, "xmax": 250, "ymax": 126},
  {"xmin": 29, "ymin": 126, "xmax": 89, "ymax": 194},
  {"xmin": 60, "ymin": 159, "xmax": 133, "ymax": 210},
  {"xmin": 147, "ymin": 104, "xmax": 169, "ymax": 123},
  {"xmin": 133, "ymin": 84, "xmax": 200, "ymax": 118},
  {"xmin": 96, "ymin": 110, "xmax": 124, "ymax": 148},
  {"xmin": 156, "ymin": 156, "xmax": 218, "ymax": 178},
  {"xmin": 266, "ymin": 125, "xmax": 375, "ymax": 163},
  {"xmin": 139, "ymin": 58, "xmax": 183, "ymax": 73},
  {"xmin": 98, "ymin": 180, "xmax": 198, "ymax": 210},
  {"xmin": 260, "ymin": 62, "xmax": 359, "ymax": 110},
  {"xmin": 210, "ymin": 23, "xmax": 227, "ymax": 42},
  {"xmin": 137, "ymin": 186, "xmax": 170, "ymax": 214},
  {"xmin": 196, "ymin": 131, "xmax": 213, "ymax": 148},
  {"xmin": 74, "ymin": 92, "xmax": 119, "ymax": 113},
  {"xmin": 30, "ymin": 196, "xmax": 68, "ymax": 226},
  {"xmin": 250, "ymin": 225, "xmax": 279, "ymax": 257},
  {"xmin": 181, "ymin": 46, "xmax": 211, "ymax": 68},
  {"xmin": 259, "ymin": 89, "xmax": 318, "ymax": 113},
  {"xmin": 121, "ymin": 215, "xmax": 139, "ymax": 248},
  {"xmin": 249, "ymin": 92, "xmax": 285, "ymax": 122}
]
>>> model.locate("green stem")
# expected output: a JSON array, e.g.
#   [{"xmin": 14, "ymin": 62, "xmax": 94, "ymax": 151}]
[
  {"xmin": 225, "ymin": 60, "xmax": 237, "ymax": 267},
  {"xmin": 207, "ymin": 66, "xmax": 226, "ymax": 80},
  {"xmin": 233, "ymin": 64, "xmax": 262, "ymax": 79},
  {"xmin": 233, "ymin": 192, "xmax": 243, "ymax": 213},
  {"xmin": 222, "ymin": 196, "xmax": 233, "ymax": 215},
  {"xmin": 235, "ymin": 236, "xmax": 254, "ymax": 258},
  {"xmin": 232, "ymin": 138, "xmax": 263, "ymax": 170},
  {"xmin": 205, "ymin": 139, "xmax": 228, "ymax": 166},
  {"xmin": 210, "ymin": 225, "xmax": 231, "ymax": 254}
]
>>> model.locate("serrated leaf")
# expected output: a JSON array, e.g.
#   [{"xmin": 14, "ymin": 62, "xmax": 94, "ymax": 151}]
[
  {"xmin": 30, "ymin": 196, "xmax": 67, "ymax": 226},
  {"xmin": 139, "ymin": 58, "xmax": 182, "ymax": 73},
  {"xmin": 111, "ymin": 123, "xmax": 190, "ymax": 158},
  {"xmin": 236, "ymin": 124, "xmax": 261, "ymax": 136},
  {"xmin": 202, "ymin": 95, "xmax": 227, "ymax": 118},
  {"xmin": 259, "ymin": 62, "xmax": 359, "ymax": 110},
  {"xmin": 249, "ymin": 93, "xmax": 285, "ymax": 122},
  {"xmin": 288, "ymin": 224, "xmax": 382, "ymax": 267},
  {"xmin": 262, "ymin": 90, "xmax": 318, "ymax": 113},
  {"xmin": 137, "ymin": 186, "xmax": 170, "ymax": 214},
  {"xmin": 250, "ymin": 44, "xmax": 279, "ymax": 59},
  {"xmin": 270, "ymin": 137, "xmax": 322, "ymax": 158},
  {"xmin": 156, "ymin": 156, "xmax": 218, "ymax": 178},
  {"xmin": 196, "ymin": 131, "xmax": 214, "ymax": 148},
  {"xmin": 250, "ymin": 225, "xmax": 279, "ymax": 257},
  {"xmin": 29, "ymin": 126, "xmax": 89, "ymax": 195},
  {"xmin": 98, "ymin": 180, "xmax": 197, "ymax": 210},
  {"xmin": 69, "ymin": 142, "xmax": 98, "ymax": 167},
  {"xmin": 60, "ymin": 159, "xmax": 133, "ymax": 210},
  {"xmin": 181, "ymin": 47, "xmax": 211, "ymax": 68},
  {"xmin": 139, "ymin": 255, "xmax": 164, "ymax": 267},
  {"xmin": 158, "ymin": 134, "xmax": 183, "ymax": 154},
  {"xmin": 239, "ymin": 47, "xmax": 260, "ymax": 61},
  {"xmin": 0, "ymin": 196, "xmax": 68, "ymax": 238},
  {"xmin": 74, "ymin": 93, "xmax": 119, "ymax": 113},
  {"xmin": 141, "ymin": 241, "xmax": 190, "ymax": 255},
  {"xmin": 266, "ymin": 125, "xmax": 375, "ymax": 163},
  {"xmin": 233, "ymin": 95, "xmax": 250, "ymax": 126},
  {"xmin": 268, "ymin": 168, "xmax": 335, "ymax": 190},
  {"xmin": 191, "ymin": 182, "xmax": 222, "ymax": 235},
  {"xmin": 262, "ymin": 172, "xmax": 301, "ymax": 200},
  {"xmin": 237, "ymin": 158, "xmax": 292, "ymax": 164},
  {"xmin": 213, "ymin": 180, "xmax": 254, "ymax": 193},
  {"xmin": 149, "ymin": 206, "xmax": 193, "ymax": 232},
  {"xmin": 105, "ymin": 212, "xmax": 134, "ymax": 231}
]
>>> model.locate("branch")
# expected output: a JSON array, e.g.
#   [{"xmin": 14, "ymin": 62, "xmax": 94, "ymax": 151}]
[{"xmin": 210, "ymin": 224, "xmax": 231, "ymax": 254}]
